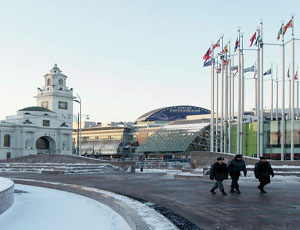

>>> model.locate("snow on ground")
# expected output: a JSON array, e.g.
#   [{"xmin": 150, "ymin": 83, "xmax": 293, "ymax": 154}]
[
  {"xmin": 85, "ymin": 187, "xmax": 178, "ymax": 230},
  {"xmin": 0, "ymin": 177, "xmax": 13, "ymax": 192},
  {"xmin": 7, "ymin": 179, "xmax": 178, "ymax": 230},
  {"xmin": 0, "ymin": 184, "xmax": 131, "ymax": 230},
  {"xmin": 136, "ymin": 169, "xmax": 182, "ymax": 175}
]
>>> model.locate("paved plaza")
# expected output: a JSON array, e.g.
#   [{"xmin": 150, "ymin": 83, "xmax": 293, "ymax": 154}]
[{"xmin": 1, "ymin": 172, "xmax": 299, "ymax": 230}]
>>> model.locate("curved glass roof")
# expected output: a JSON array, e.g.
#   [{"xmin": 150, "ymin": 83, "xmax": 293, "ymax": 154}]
[
  {"xmin": 137, "ymin": 122, "xmax": 210, "ymax": 153},
  {"xmin": 136, "ymin": 105, "xmax": 210, "ymax": 122}
]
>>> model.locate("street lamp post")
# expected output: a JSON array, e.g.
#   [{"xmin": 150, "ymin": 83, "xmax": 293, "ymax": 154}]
[{"xmin": 74, "ymin": 93, "xmax": 82, "ymax": 156}]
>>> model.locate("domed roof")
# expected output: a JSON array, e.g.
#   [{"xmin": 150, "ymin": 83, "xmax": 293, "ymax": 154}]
[
  {"xmin": 50, "ymin": 64, "xmax": 62, "ymax": 74},
  {"xmin": 19, "ymin": 106, "xmax": 55, "ymax": 113},
  {"xmin": 136, "ymin": 105, "xmax": 210, "ymax": 122}
]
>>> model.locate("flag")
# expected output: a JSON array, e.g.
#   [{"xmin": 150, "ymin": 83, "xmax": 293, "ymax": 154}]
[
  {"xmin": 234, "ymin": 38, "xmax": 239, "ymax": 52},
  {"xmin": 295, "ymin": 71, "xmax": 298, "ymax": 80},
  {"xmin": 254, "ymin": 68, "xmax": 257, "ymax": 79},
  {"xmin": 244, "ymin": 65, "xmax": 255, "ymax": 73},
  {"xmin": 223, "ymin": 44, "xmax": 228, "ymax": 53},
  {"xmin": 287, "ymin": 68, "xmax": 290, "ymax": 78},
  {"xmin": 231, "ymin": 65, "xmax": 238, "ymax": 71},
  {"xmin": 250, "ymin": 32, "xmax": 256, "ymax": 47},
  {"xmin": 277, "ymin": 26, "xmax": 283, "ymax": 41},
  {"xmin": 203, "ymin": 48, "xmax": 211, "ymax": 61},
  {"xmin": 203, "ymin": 59, "xmax": 212, "ymax": 67},
  {"xmin": 213, "ymin": 39, "xmax": 220, "ymax": 50},
  {"xmin": 283, "ymin": 18, "xmax": 293, "ymax": 36},
  {"xmin": 263, "ymin": 68, "xmax": 272, "ymax": 76},
  {"xmin": 255, "ymin": 33, "xmax": 261, "ymax": 46}
]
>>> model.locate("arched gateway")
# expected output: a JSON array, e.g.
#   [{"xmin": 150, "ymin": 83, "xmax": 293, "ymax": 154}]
[{"xmin": 36, "ymin": 136, "xmax": 56, "ymax": 154}]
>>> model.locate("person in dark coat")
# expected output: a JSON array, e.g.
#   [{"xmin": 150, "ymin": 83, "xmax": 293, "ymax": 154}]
[
  {"xmin": 254, "ymin": 156, "xmax": 274, "ymax": 193},
  {"xmin": 210, "ymin": 157, "xmax": 229, "ymax": 195},
  {"xmin": 228, "ymin": 154, "xmax": 247, "ymax": 194}
]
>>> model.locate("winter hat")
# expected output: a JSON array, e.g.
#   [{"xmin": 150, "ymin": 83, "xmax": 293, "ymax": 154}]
[
  {"xmin": 217, "ymin": 157, "xmax": 224, "ymax": 161},
  {"xmin": 236, "ymin": 154, "xmax": 243, "ymax": 158},
  {"xmin": 259, "ymin": 156, "xmax": 266, "ymax": 160}
]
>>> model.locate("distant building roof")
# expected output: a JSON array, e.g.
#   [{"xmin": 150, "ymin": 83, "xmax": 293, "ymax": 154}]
[
  {"xmin": 19, "ymin": 106, "xmax": 55, "ymax": 113},
  {"xmin": 136, "ymin": 105, "xmax": 210, "ymax": 122}
]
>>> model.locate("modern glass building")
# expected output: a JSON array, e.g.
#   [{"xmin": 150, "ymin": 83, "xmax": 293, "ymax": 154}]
[{"xmin": 230, "ymin": 120, "xmax": 300, "ymax": 160}]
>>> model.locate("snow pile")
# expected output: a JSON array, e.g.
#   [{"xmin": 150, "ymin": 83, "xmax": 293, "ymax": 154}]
[
  {"xmin": 0, "ymin": 177, "xmax": 14, "ymax": 192},
  {"xmin": 0, "ymin": 184, "xmax": 131, "ymax": 230}
]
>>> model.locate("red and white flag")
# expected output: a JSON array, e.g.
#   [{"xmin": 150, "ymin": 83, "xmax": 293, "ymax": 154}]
[
  {"xmin": 250, "ymin": 32, "xmax": 256, "ymax": 47},
  {"xmin": 212, "ymin": 39, "xmax": 220, "ymax": 50}
]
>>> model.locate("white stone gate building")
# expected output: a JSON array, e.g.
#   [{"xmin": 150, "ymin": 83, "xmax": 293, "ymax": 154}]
[{"xmin": 0, "ymin": 64, "xmax": 74, "ymax": 159}]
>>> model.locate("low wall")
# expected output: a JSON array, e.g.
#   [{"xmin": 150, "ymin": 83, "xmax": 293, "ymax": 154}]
[
  {"xmin": 0, "ymin": 177, "xmax": 14, "ymax": 215},
  {"xmin": 0, "ymin": 154, "xmax": 135, "ymax": 172},
  {"xmin": 191, "ymin": 151, "xmax": 300, "ymax": 169}
]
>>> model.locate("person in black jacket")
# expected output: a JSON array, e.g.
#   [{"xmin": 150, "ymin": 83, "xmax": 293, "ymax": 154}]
[
  {"xmin": 210, "ymin": 157, "xmax": 229, "ymax": 195},
  {"xmin": 228, "ymin": 154, "xmax": 247, "ymax": 194},
  {"xmin": 254, "ymin": 156, "xmax": 274, "ymax": 193}
]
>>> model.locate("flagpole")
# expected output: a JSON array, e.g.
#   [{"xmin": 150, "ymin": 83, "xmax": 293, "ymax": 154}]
[
  {"xmin": 221, "ymin": 35, "xmax": 224, "ymax": 153},
  {"xmin": 259, "ymin": 20, "xmax": 264, "ymax": 157},
  {"xmin": 256, "ymin": 27, "xmax": 261, "ymax": 158},
  {"xmin": 210, "ymin": 47, "xmax": 215, "ymax": 152},
  {"xmin": 291, "ymin": 15, "xmax": 295, "ymax": 161},
  {"xmin": 237, "ymin": 28, "xmax": 241, "ymax": 155},
  {"xmin": 241, "ymin": 33, "xmax": 244, "ymax": 155},
  {"xmin": 297, "ymin": 66, "xmax": 299, "ymax": 119},
  {"xmin": 232, "ymin": 58, "xmax": 235, "ymax": 133},
  {"xmin": 271, "ymin": 63, "xmax": 274, "ymax": 120},
  {"xmin": 281, "ymin": 22, "xmax": 285, "ymax": 161},
  {"xmin": 255, "ymin": 63, "xmax": 257, "ymax": 117},
  {"xmin": 289, "ymin": 68, "xmax": 291, "ymax": 120},
  {"xmin": 224, "ymin": 43, "xmax": 229, "ymax": 153},
  {"xmin": 216, "ymin": 58, "xmax": 219, "ymax": 152},
  {"xmin": 276, "ymin": 66, "xmax": 279, "ymax": 121},
  {"xmin": 228, "ymin": 42, "xmax": 232, "ymax": 154}
]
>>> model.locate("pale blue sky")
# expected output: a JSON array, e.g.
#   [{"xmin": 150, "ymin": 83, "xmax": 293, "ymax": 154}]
[{"xmin": 0, "ymin": 0, "xmax": 299, "ymax": 122}]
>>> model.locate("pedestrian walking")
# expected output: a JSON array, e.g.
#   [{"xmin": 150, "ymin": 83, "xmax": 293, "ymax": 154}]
[
  {"xmin": 228, "ymin": 154, "xmax": 247, "ymax": 194},
  {"xmin": 210, "ymin": 157, "xmax": 228, "ymax": 195},
  {"xmin": 254, "ymin": 156, "xmax": 274, "ymax": 193}
]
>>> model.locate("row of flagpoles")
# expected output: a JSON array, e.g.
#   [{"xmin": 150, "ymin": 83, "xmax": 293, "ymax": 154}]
[{"xmin": 204, "ymin": 15, "xmax": 298, "ymax": 160}]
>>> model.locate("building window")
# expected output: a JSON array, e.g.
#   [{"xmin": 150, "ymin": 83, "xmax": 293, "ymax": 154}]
[
  {"xmin": 47, "ymin": 78, "xmax": 51, "ymax": 86},
  {"xmin": 43, "ymin": 120, "xmax": 50, "ymax": 127},
  {"xmin": 58, "ymin": 101, "xmax": 68, "ymax": 110},
  {"xmin": 6, "ymin": 152, "xmax": 11, "ymax": 159},
  {"xmin": 58, "ymin": 79, "xmax": 64, "ymax": 86},
  {"xmin": 4, "ymin": 134, "xmax": 11, "ymax": 147}
]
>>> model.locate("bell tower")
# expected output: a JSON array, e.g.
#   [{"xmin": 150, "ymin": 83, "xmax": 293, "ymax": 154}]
[{"xmin": 36, "ymin": 64, "xmax": 74, "ymax": 126}]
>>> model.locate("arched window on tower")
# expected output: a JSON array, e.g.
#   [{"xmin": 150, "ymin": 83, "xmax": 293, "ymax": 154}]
[
  {"xmin": 47, "ymin": 78, "xmax": 51, "ymax": 86},
  {"xmin": 4, "ymin": 134, "xmax": 11, "ymax": 147},
  {"xmin": 58, "ymin": 79, "xmax": 64, "ymax": 86}
]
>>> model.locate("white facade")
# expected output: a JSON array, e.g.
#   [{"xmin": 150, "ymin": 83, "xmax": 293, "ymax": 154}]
[{"xmin": 0, "ymin": 65, "xmax": 74, "ymax": 160}]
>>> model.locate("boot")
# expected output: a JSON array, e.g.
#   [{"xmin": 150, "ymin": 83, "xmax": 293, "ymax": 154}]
[
  {"xmin": 221, "ymin": 190, "xmax": 227, "ymax": 196},
  {"xmin": 257, "ymin": 185, "xmax": 266, "ymax": 193},
  {"xmin": 230, "ymin": 188, "xmax": 236, "ymax": 193},
  {"xmin": 210, "ymin": 188, "xmax": 216, "ymax": 194},
  {"xmin": 260, "ymin": 188, "xmax": 267, "ymax": 193},
  {"xmin": 236, "ymin": 188, "xmax": 241, "ymax": 194}
]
